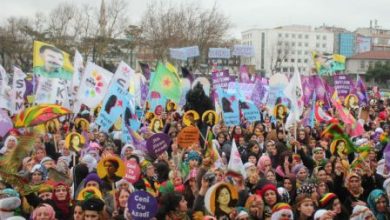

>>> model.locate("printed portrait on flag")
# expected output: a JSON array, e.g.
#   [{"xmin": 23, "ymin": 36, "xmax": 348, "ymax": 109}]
[
  {"xmin": 344, "ymin": 94, "xmax": 359, "ymax": 110},
  {"xmin": 150, "ymin": 118, "xmax": 163, "ymax": 133},
  {"xmin": 274, "ymin": 104, "xmax": 288, "ymax": 122},
  {"xmin": 166, "ymin": 101, "xmax": 177, "ymax": 112},
  {"xmin": 202, "ymin": 110, "xmax": 218, "ymax": 127},
  {"xmin": 75, "ymin": 118, "xmax": 90, "ymax": 132},
  {"xmin": 33, "ymin": 41, "xmax": 73, "ymax": 80},
  {"xmin": 65, "ymin": 132, "xmax": 85, "ymax": 152},
  {"xmin": 45, "ymin": 119, "xmax": 60, "ymax": 134}
]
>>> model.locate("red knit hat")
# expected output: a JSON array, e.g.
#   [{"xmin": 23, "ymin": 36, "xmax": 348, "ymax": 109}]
[{"xmin": 256, "ymin": 183, "xmax": 277, "ymax": 197}]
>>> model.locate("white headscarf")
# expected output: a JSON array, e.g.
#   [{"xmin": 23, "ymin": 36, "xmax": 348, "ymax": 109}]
[
  {"xmin": 350, "ymin": 205, "xmax": 375, "ymax": 220},
  {"xmin": 0, "ymin": 135, "xmax": 17, "ymax": 154},
  {"xmin": 80, "ymin": 154, "xmax": 97, "ymax": 172}
]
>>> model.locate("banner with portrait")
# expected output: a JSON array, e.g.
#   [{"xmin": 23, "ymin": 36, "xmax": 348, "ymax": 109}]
[
  {"xmin": 216, "ymin": 87, "xmax": 240, "ymax": 126},
  {"xmin": 33, "ymin": 41, "xmax": 73, "ymax": 80},
  {"xmin": 122, "ymin": 95, "xmax": 140, "ymax": 144},
  {"xmin": 95, "ymin": 82, "xmax": 129, "ymax": 132},
  {"xmin": 240, "ymin": 99, "xmax": 261, "ymax": 123}
]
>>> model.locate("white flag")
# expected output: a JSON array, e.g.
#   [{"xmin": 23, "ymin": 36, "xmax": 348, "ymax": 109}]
[
  {"xmin": 0, "ymin": 65, "xmax": 7, "ymax": 95},
  {"xmin": 110, "ymin": 61, "xmax": 135, "ymax": 90},
  {"xmin": 35, "ymin": 77, "xmax": 70, "ymax": 108},
  {"xmin": 75, "ymin": 62, "xmax": 113, "ymax": 110},
  {"xmin": 11, "ymin": 67, "xmax": 26, "ymax": 114},
  {"xmin": 227, "ymin": 139, "xmax": 246, "ymax": 179},
  {"xmin": 284, "ymin": 69, "xmax": 303, "ymax": 129},
  {"xmin": 71, "ymin": 50, "xmax": 84, "ymax": 101},
  {"xmin": 0, "ymin": 65, "xmax": 11, "ymax": 110}
]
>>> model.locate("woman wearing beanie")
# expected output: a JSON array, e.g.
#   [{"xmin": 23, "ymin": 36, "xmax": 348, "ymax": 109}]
[
  {"xmin": 271, "ymin": 203, "xmax": 293, "ymax": 220},
  {"xmin": 367, "ymin": 189, "xmax": 390, "ymax": 220},
  {"xmin": 294, "ymin": 194, "xmax": 315, "ymax": 220},
  {"xmin": 258, "ymin": 183, "xmax": 280, "ymax": 219},
  {"xmin": 319, "ymin": 193, "xmax": 348, "ymax": 220}
]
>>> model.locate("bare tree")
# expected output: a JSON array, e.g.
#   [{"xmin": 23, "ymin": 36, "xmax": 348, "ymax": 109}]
[
  {"xmin": 269, "ymin": 39, "xmax": 291, "ymax": 74},
  {"xmin": 140, "ymin": 1, "xmax": 231, "ymax": 64}
]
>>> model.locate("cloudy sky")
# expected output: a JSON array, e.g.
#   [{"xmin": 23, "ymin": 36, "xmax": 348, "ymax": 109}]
[{"xmin": 2, "ymin": 0, "xmax": 390, "ymax": 38}]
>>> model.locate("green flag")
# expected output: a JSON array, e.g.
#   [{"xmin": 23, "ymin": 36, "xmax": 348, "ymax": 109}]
[{"xmin": 150, "ymin": 62, "xmax": 181, "ymax": 102}]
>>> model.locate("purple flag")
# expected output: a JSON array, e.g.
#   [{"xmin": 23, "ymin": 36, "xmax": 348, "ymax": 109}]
[
  {"xmin": 0, "ymin": 109, "xmax": 13, "ymax": 137},
  {"xmin": 352, "ymin": 76, "xmax": 369, "ymax": 106},
  {"xmin": 333, "ymin": 74, "xmax": 353, "ymax": 99},
  {"xmin": 251, "ymin": 76, "xmax": 268, "ymax": 107},
  {"xmin": 211, "ymin": 69, "xmax": 234, "ymax": 101},
  {"xmin": 239, "ymin": 65, "xmax": 250, "ymax": 83},
  {"xmin": 301, "ymin": 76, "xmax": 332, "ymax": 109},
  {"xmin": 139, "ymin": 62, "xmax": 151, "ymax": 80}
]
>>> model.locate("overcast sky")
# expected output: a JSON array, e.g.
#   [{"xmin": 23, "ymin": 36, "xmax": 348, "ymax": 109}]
[{"xmin": 2, "ymin": 0, "xmax": 390, "ymax": 38}]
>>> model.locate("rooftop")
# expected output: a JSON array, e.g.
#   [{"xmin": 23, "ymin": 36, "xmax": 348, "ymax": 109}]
[{"xmin": 349, "ymin": 51, "xmax": 390, "ymax": 60}]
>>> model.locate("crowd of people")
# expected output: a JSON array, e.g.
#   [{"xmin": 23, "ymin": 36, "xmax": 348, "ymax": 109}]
[{"xmin": 0, "ymin": 82, "xmax": 390, "ymax": 220}]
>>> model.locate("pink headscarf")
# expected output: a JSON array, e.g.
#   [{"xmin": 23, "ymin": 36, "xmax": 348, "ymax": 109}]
[
  {"xmin": 257, "ymin": 155, "xmax": 271, "ymax": 174},
  {"xmin": 32, "ymin": 203, "xmax": 56, "ymax": 220}
]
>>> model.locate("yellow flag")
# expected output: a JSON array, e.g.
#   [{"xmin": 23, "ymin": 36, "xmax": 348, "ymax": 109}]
[{"xmin": 33, "ymin": 41, "xmax": 74, "ymax": 80}]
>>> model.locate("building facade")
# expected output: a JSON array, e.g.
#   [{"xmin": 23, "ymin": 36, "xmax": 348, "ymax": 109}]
[
  {"xmin": 241, "ymin": 25, "xmax": 334, "ymax": 76},
  {"xmin": 339, "ymin": 33, "xmax": 355, "ymax": 57},
  {"xmin": 346, "ymin": 51, "xmax": 390, "ymax": 74}
]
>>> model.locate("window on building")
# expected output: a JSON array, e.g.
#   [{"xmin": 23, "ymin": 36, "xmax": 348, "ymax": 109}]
[
  {"xmin": 278, "ymin": 41, "xmax": 282, "ymax": 46},
  {"xmin": 292, "ymin": 34, "xmax": 296, "ymax": 38},
  {"xmin": 322, "ymin": 43, "xmax": 326, "ymax": 48},
  {"xmin": 304, "ymin": 59, "xmax": 308, "ymax": 63},
  {"xmin": 282, "ymin": 68, "xmax": 288, "ymax": 72},
  {"xmin": 278, "ymin": 33, "xmax": 282, "ymax": 38},
  {"xmin": 297, "ymin": 50, "xmax": 302, "ymax": 55},
  {"xmin": 298, "ymin": 42, "xmax": 302, "ymax": 46},
  {"xmin": 285, "ymin": 33, "xmax": 289, "ymax": 37},
  {"xmin": 305, "ymin": 34, "xmax": 309, "ymax": 39},
  {"xmin": 292, "ymin": 42, "xmax": 295, "ymax": 46},
  {"xmin": 285, "ymin": 42, "xmax": 289, "ymax": 46},
  {"xmin": 304, "ymin": 42, "xmax": 308, "ymax": 47},
  {"xmin": 316, "ymin": 35, "xmax": 320, "ymax": 40},
  {"xmin": 298, "ymin": 59, "xmax": 302, "ymax": 63},
  {"xmin": 316, "ymin": 43, "xmax": 320, "ymax": 48},
  {"xmin": 323, "ymin": 35, "xmax": 327, "ymax": 40},
  {"xmin": 284, "ymin": 58, "xmax": 288, "ymax": 62},
  {"xmin": 291, "ymin": 59, "xmax": 295, "ymax": 63},
  {"xmin": 360, "ymin": 60, "xmax": 365, "ymax": 69},
  {"xmin": 291, "ymin": 50, "xmax": 295, "ymax": 54},
  {"xmin": 298, "ymin": 34, "xmax": 302, "ymax": 39},
  {"xmin": 304, "ymin": 51, "xmax": 309, "ymax": 55}
]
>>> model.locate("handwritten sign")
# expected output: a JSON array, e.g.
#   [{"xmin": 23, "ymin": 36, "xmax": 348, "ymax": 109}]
[
  {"xmin": 177, "ymin": 126, "xmax": 200, "ymax": 148},
  {"xmin": 124, "ymin": 160, "xmax": 141, "ymax": 184},
  {"xmin": 146, "ymin": 133, "xmax": 170, "ymax": 157},
  {"xmin": 232, "ymin": 45, "xmax": 255, "ymax": 57},
  {"xmin": 208, "ymin": 48, "xmax": 231, "ymax": 59},
  {"xmin": 128, "ymin": 191, "xmax": 157, "ymax": 220}
]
